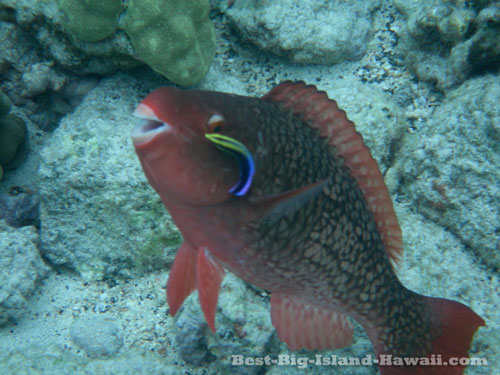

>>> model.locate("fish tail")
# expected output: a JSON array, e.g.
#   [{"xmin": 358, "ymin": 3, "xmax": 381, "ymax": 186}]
[{"xmin": 376, "ymin": 295, "xmax": 485, "ymax": 375}]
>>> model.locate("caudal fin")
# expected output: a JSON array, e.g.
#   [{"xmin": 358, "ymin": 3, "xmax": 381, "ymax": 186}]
[{"xmin": 378, "ymin": 296, "xmax": 485, "ymax": 375}]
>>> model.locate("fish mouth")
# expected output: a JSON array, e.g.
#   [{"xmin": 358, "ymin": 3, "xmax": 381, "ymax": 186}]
[{"xmin": 131, "ymin": 104, "xmax": 172, "ymax": 145}]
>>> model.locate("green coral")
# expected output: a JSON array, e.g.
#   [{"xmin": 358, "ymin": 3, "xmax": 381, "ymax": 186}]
[
  {"xmin": 122, "ymin": 0, "xmax": 216, "ymax": 86},
  {"xmin": 57, "ymin": 0, "xmax": 215, "ymax": 86},
  {"xmin": 0, "ymin": 92, "xmax": 27, "ymax": 181},
  {"xmin": 59, "ymin": 0, "xmax": 122, "ymax": 42}
]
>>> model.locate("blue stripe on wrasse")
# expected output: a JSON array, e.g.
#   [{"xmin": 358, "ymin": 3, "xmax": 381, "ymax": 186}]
[{"xmin": 205, "ymin": 133, "xmax": 255, "ymax": 196}]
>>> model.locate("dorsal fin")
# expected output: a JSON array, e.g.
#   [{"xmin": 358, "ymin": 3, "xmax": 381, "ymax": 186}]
[{"xmin": 263, "ymin": 81, "xmax": 403, "ymax": 266}]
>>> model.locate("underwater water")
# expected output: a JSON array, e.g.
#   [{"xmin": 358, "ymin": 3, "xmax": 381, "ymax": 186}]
[{"xmin": 0, "ymin": 0, "xmax": 499, "ymax": 374}]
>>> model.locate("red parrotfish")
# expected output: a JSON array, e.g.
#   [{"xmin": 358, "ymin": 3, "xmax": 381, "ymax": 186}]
[{"xmin": 131, "ymin": 81, "xmax": 485, "ymax": 375}]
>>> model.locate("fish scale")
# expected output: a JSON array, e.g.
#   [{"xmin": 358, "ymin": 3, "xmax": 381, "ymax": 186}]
[{"xmin": 132, "ymin": 81, "xmax": 485, "ymax": 375}]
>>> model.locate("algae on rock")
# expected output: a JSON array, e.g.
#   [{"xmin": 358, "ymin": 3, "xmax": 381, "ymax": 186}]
[{"xmin": 38, "ymin": 74, "xmax": 180, "ymax": 281}]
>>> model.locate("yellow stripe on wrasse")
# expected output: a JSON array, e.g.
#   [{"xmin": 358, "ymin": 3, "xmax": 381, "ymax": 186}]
[{"xmin": 205, "ymin": 133, "xmax": 255, "ymax": 196}]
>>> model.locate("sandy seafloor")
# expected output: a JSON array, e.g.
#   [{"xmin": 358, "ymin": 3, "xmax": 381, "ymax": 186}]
[{"xmin": 0, "ymin": 2, "xmax": 499, "ymax": 375}]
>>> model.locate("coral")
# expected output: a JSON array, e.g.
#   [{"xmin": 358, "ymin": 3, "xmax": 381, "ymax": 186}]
[
  {"xmin": 9, "ymin": 0, "xmax": 215, "ymax": 88},
  {"xmin": 59, "ymin": 0, "xmax": 123, "ymax": 42},
  {"xmin": 122, "ymin": 0, "xmax": 216, "ymax": 86},
  {"xmin": 0, "ymin": 91, "xmax": 27, "ymax": 180}
]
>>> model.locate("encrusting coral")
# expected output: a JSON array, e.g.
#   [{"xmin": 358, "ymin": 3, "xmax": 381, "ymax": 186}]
[
  {"xmin": 122, "ymin": 0, "xmax": 215, "ymax": 87},
  {"xmin": 59, "ymin": 0, "xmax": 123, "ymax": 42}
]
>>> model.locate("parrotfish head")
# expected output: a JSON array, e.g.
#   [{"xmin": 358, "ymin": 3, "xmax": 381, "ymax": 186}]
[{"xmin": 131, "ymin": 87, "xmax": 251, "ymax": 206}]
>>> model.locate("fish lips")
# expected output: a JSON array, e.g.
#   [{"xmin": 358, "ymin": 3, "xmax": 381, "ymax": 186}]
[{"xmin": 131, "ymin": 104, "xmax": 173, "ymax": 146}]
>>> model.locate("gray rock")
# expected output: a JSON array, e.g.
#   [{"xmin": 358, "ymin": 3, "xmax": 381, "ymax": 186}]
[
  {"xmin": 0, "ymin": 0, "xmax": 135, "ymax": 129},
  {"xmin": 0, "ymin": 0, "xmax": 138, "ymax": 77},
  {"xmin": 38, "ymin": 74, "xmax": 181, "ymax": 281},
  {"xmin": 175, "ymin": 303, "xmax": 216, "ymax": 366},
  {"xmin": 390, "ymin": 74, "xmax": 500, "ymax": 269},
  {"xmin": 70, "ymin": 316, "xmax": 124, "ymax": 358},
  {"xmin": 173, "ymin": 274, "xmax": 277, "ymax": 373},
  {"xmin": 394, "ymin": 0, "xmax": 500, "ymax": 90},
  {"xmin": 0, "ymin": 187, "xmax": 40, "ymax": 228},
  {"xmin": 20, "ymin": 62, "xmax": 67, "ymax": 97},
  {"xmin": 227, "ymin": 0, "xmax": 381, "ymax": 64},
  {"xmin": 321, "ymin": 80, "xmax": 406, "ymax": 174},
  {"xmin": 0, "ymin": 220, "xmax": 49, "ymax": 326},
  {"xmin": 0, "ymin": 18, "xmax": 112, "ymax": 130}
]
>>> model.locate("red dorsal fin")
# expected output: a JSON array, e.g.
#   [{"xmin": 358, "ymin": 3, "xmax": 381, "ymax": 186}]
[
  {"xmin": 166, "ymin": 242, "xmax": 198, "ymax": 316},
  {"xmin": 263, "ymin": 81, "xmax": 403, "ymax": 266},
  {"xmin": 271, "ymin": 293, "xmax": 353, "ymax": 350},
  {"xmin": 196, "ymin": 247, "xmax": 226, "ymax": 333}
]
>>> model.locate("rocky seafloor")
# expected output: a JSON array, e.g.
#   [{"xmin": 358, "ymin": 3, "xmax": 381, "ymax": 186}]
[{"xmin": 0, "ymin": 1, "xmax": 499, "ymax": 374}]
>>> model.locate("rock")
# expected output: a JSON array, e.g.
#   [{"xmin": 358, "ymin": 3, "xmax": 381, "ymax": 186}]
[
  {"xmin": 395, "ymin": 0, "xmax": 500, "ymax": 90},
  {"xmin": 0, "ymin": 19, "xmax": 103, "ymax": 130},
  {"xmin": 0, "ymin": 220, "xmax": 49, "ymax": 326},
  {"xmin": 20, "ymin": 62, "xmax": 66, "ymax": 97},
  {"xmin": 38, "ymin": 74, "xmax": 181, "ymax": 281},
  {"xmin": 175, "ymin": 303, "xmax": 216, "ymax": 366},
  {"xmin": 70, "ymin": 316, "xmax": 124, "ymax": 358},
  {"xmin": 321, "ymin": 80, "xmax": 406, "ymax": 174},
  {"xmin": 0, "ymin": 186, "xmax": 40, "ymax": 228},
  {"xmin": 174, "ymin": 274, "xmax": 277, "ymax": 373},
  {"xmin": 468, "ymin": 4, "xmax": 500, "ymax": 75},
  {"xmin": 0, "ymin": 90, "xmax": 11, "ymax": 116},
  {"xmin": 1, "ymin": 0, "xmax": 138, "ymax": 76},
  {"xmin": 227, "ymin": 0, "xmax": 381, "ymax": 64},
  {"xmin": 391, "ymin": 74, "xmax": 500, "ymax": 270},
  {"xmin": 0, "ymin": 91, "xmax": 28, "ymax": 176}
]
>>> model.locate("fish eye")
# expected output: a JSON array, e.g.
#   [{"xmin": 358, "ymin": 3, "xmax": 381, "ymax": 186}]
[{"xmin": 207, "ymin": 114, "xmax": 225, "ymax": 133}]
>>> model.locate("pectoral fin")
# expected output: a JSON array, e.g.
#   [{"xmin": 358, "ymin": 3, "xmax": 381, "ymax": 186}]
[
  {"xmin": 197, "ymin": 247, "xmax": 226, "ymax": 333},
  {"xmin": 166, "ymin": 242, "xmax": 198, "ymax": 317},
  {"xmin": 250, "ymin": 179, "xmax": 328, "ymax": 222}
]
